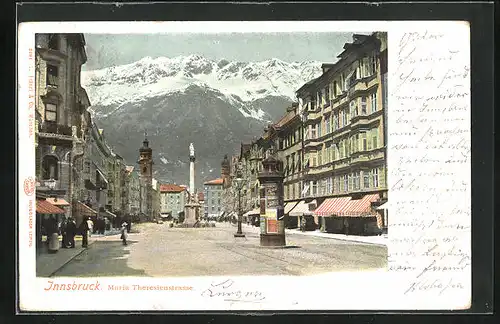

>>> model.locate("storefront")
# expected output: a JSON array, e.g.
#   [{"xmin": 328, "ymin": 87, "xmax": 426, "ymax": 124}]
[
  {"xmin": 36, "ymin": 198, "xmax": 66, "ymax": 252},
  {"xmin": 73, "ymin": 201, "xmax": 98, "ymax": 228},
  {"xmin": 243, "ymin": 208, "xmax": 260, "ymax": 226},
  {"xmin": 289, "ymin": 200, "xmax": 316, "ymax": 231},
  {"xmin": 283, "ymin": 201, "xmax": 299, "ymax": 228},
  {"xmin": 314, "ymin": 196, "xmax": 352, "ymax": 233}
]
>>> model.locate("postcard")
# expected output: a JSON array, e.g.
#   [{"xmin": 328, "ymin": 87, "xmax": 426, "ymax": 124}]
[{"xmin": 17, "ymin": 20, "xmax": 471, "ymax": 312}]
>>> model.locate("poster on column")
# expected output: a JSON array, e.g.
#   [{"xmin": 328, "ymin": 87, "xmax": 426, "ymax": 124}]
[{"xmin": 15, "ymin": 2, "xmax": 492, "ymax": 314}]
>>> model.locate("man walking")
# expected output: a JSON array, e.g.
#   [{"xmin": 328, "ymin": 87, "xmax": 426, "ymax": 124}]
[
  {"xmin": 66, "ymin": 217, "xmax": 77, "ymax": 248},
  {"xmin": 61, "ymin": 217, "xmax": 68, "ymax": 248},
  {"xmin": 86, "ymin": 217, "xmax": 93, "ymax": 237},
  {"xmin": 80, "ymin": 217, "xmax": 90, "ymax": 248}
]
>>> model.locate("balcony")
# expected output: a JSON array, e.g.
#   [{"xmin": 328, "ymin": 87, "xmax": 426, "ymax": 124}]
[
  {"xmin": 347, "ymin": 75, "xmax": 378, "ymax": 98},
  {"xmin": 38, "ymin": 122, "xmax": 73, "ymax": 141},
  {"xmin": 350, "ymin": 148, "xmax": 385, "ymax": 165}
]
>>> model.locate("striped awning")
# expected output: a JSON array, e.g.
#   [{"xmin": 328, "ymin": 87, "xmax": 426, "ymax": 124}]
[
  {"xmin": 74, "ymin": 201, "xmax": 98, "ymax": 217},
  {"xmin": 289, "ymin": 200, "xmax": 314, "ymax": 217},
  {"xmin": 45, "ymin": 197, "xmax": 70, "ymax": 206},
  {"xmin": 340, "ymin": 194, "xmax": 380, "ymax": 217},
  {"xmin": 36, "ymin": 199, "xmax": 66, "ymax": 214},
  {"xmin": 376, "ymin": 202, "xmax": 388, "ymax": 210},
  {"xmin": 314, "ymin": 196, "xmax": 352, "ymax": 217},
  {"xmin": 284, "ymin": 201, "xmax": 299, "ymax": 214}
]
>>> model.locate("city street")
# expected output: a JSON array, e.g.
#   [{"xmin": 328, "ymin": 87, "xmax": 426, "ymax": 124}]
[{"xmin": 53, "ymin": 222, "xmax": 387, "ymax": 277}]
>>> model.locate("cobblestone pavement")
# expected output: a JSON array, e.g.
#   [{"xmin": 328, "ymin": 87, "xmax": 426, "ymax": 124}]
[{"xmin": 53, "ymin": 222, "xmax": 387, "ymax": 277}]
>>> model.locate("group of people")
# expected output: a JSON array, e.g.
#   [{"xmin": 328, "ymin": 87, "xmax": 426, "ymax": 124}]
[{"xmin": 60, "ymin": 216, "xmax": 90, "ymax": 248}]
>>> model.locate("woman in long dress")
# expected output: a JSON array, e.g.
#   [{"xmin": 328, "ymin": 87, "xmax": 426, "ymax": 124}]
[{"xmin": 120, "ymin": 222, "xmax": 128, "ymax": 246}]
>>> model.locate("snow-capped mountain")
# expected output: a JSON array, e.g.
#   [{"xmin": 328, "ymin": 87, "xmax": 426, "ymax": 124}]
[
  {"xmin": 82, "ymin": 54, "xmax": 321, "ymax": 119},
  {"xmin": 81, "ymin": 55, "xmax": 322, "ymax": 187}
]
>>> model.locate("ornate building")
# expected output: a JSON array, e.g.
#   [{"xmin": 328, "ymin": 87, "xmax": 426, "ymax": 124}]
[{"xmin": 34, "ymin": 33, "xmax": 89, "ymax": 223}]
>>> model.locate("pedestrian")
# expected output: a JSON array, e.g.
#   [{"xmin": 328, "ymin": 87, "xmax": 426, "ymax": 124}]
[
  {"xmin": 120, "ymin": 221, "xmax": 128, "ymax": 246},
  {"xmin": 61, "ymin": 217, "xmax": 68, "ymax": 248},
  {"xmin": 66, "ymin": 217, "xmax": 77, "ymax": 248},
  {"xmin": 86, "ymin": 217, "xmax": 94, "ymax": 237},
  {"xmin": 80, "ymin": 217, "xmax": 90, "ymax": 248},
  {"xmin": 126, "ymin": 220, "xmax": 131, "ymax": 233}
]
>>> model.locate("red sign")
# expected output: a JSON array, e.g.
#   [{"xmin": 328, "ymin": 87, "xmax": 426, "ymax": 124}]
[
  {"xmin": 24, "ymin": 177, "xmax": 35, "ymax": 196},
  {"xmin": 267, "ymin": 219, "xmax": 278, "ymax": 233}
]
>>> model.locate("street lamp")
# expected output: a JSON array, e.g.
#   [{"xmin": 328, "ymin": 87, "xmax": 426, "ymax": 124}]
[{"xmin": 234, "ymin": 166, "xmax": 246, "ymax": 238}]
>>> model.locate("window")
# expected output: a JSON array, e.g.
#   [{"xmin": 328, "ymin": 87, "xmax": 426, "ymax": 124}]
[
  {"xmin": 371, "ymin": 54, "xmax": 377, "ymax": 76},
  {"xmin": 312, "ymin": 181, "xmax": 318, "ymax": 196},
  {"xmin": 45, "ymin": 102, "xmax": 57, "ymax": 122},
  {"xmin": 364, "ymin": 171, "xmax": 370, "ymax": 188},
  {"xmin": 353, "ymin": 171, "xmax": 361, "ymax": 190},
  {"xmin": 48, "ymin": 34, "xmax": 59, "ymax": 50},
  {"xmin": 361, "ymin": 97, "xmax": 367, "ymax": 115},
  {"xmin": 291, "ymin": 183, "xmax": 295, "ymax": 199},
  {"xmin": 47, "ymin": 64, "xmax": 59, "ymax": 86},
  {"xmin": 325, "ymin": 87, "xmax": 330, "ymax": 103},
  {"xmin": 371, "ymin": 92, "xmax": 378, "ymax": 113},
  {"xmin": 333, "ymin": 81, "xmax": 338, "ymax": 97},
  {"xmin": 372, "ymin": 168, "xmax": 379, "ymax": 187},
  {"xmin": 317, "ymin": 122, "xmax": 322, "ymax": 137},
  {"xmin": 372, "ymin": 129, "xmax": 378, "ymax": 149},
  {"xmin": 291, "ymin": 153, "xmax": 296, "ymax": 173},
  {"xmin": 334, "ymin": 177, "xmax": 339, "ymax": 193},
  {"xmin": 361, "ymin": 132, "xmax": 368, "ymax": 151},
  {"xmin": 42, "ymin": 155, "xmax": 58, "ymax": 180},
  {"xmin": 311, "ymin": 153, "xmax": 317, "ymax": 167},
  {"xmin": 342, "ymin": 107, "xmax": 349, "ymax": 126},
  {"xmin": 310, "ymin": 125, "xmax": 317, "ymax": 139},
  {"xmin": 326, "ymin": 177, "xmax": 333, "ymax": 194},
  {"xmin": 324, "ymin": 116, "xmax": 330, "ymax": 134},
  {"xmin": 318, "ymin": 92, "xmax": 322, "ymax": 106},
  {"xmin": 324, "ymin": 144, "xmax": 331, "ymax": 163},
  {"xmin": 350, "ymin": 100, "xmax": 358, "ymax": 118},
  {"xmin": 318, "ymin": 150, "xmax": 322, "ymax": 166},
  {"xmin": 343, "ymin": 174, "xmax": 349, "ymax": 192},
  {"xmin": 333, "ymin": 113, "xmax": 339, "ymax": 130}
]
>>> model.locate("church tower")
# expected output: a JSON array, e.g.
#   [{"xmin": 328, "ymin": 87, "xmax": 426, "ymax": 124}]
[
  {"xmin": 221, "ymin": 154, "xmax": 231, "ymax": 189},
  {"xmin": 138, "ymin": 132, "xmax": 153, "ymax": 221}
]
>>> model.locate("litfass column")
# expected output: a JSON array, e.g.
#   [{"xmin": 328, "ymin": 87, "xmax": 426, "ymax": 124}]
[{"xmin": 258, "ymin": 156, "xmax": 285, "ymax": 247}]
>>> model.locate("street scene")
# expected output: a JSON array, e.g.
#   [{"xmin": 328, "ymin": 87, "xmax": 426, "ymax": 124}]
[
  {"xmin": 33, "ymin": 31, "xmax": 388, "ymax": 277},
  {"xmin": 52, "ymin": 222, "xmax": 387, "ymax": 277}
]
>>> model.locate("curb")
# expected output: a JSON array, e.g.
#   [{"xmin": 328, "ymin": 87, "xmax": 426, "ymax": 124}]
[
  {"xmin": 48, "ymin": 240, "xmax": 96, "ymax": 277},
  {"xmin": 284, "ymin": 230, "xmax": 388, "ymax": 247}
]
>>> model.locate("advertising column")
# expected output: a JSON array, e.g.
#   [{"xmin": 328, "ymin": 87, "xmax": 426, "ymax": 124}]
[{"xmin": 258, "ymin": 156, "xmax": 285, "ymax": 247}]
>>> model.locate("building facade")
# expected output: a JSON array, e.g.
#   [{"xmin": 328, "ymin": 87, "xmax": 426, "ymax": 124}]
[
  {"xmin": 294, "ymin": 32, "xmax": 388, "ymax": 233},
  {"xmin": 34, "ymin": 33, "xmax": 90, "ymax": 224},
  {"xmin": 124, "ymin": 166, "xmax": 141, "ymax": 218},
  {"xmin": 160, "ymin": 184, "xmax": 186, "ymax": 218},
  {"xmin": 204, "ymin": 179, "xmax": 224, "ymax": 219}
]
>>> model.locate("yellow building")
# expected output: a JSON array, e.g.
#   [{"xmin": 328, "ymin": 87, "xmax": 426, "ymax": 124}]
[{"xmin": 294, "ymin": 32, "xmax": 388, "ymax": 234}]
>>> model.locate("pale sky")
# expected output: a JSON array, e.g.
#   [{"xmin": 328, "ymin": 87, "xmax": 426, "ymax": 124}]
[{"xmin": 82, "ymin": 32, "xmax": 358, "ymax": 70}]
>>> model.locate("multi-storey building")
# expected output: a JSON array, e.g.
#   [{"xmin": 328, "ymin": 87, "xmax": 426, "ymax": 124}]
[
  {"xmin": 124, "ymin": 166, "xmax": 140, "ymax": 218},
  {"xmin": 293, "ymin": 32, "xmax": 388, "ymax": 234},
  {"xmin": 151, "ymin": 178, "xmax": 160, "ymax": 221},
  {"xmin": 160, "ymin": 184, "xmax": 186, "ymax": 218},
  {"xmin": 34, "ymin": 33, "xmax": 90, "ymax": 226},
  {"xmin": 204, "ymin": 178, "xmax": 224, "ymax": 219}
]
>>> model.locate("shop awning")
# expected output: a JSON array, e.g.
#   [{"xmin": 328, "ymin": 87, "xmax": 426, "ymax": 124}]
[
  {"xmin": 314, "ymin": 196, "xmax": 352, "ymax": 217},
  {"xmin": 46, "ymin": 197, "xmax": 70, "ymax": 206},
  {"xmin": 100, "ymin": 210, "xmax": 117, "ymax": 218},
  {"xmin": 243, "ymin": 208, "xmax": 260, "ymax": 217},
  {"xmin": 376, "ymin": 202, "xmax": 388, "ymax": 210},
  {"xmin": 36, "ymin": 199, "xmax": 66, "ymax": 214},
  {"xmin": 340, "ymin": 194, "xmax": 380, "ymax": 217},
  {"xmin": 284, "ymin": 201, "xmax": 299, "ymax": 214},
  {"xmin": 74, "ymin": 201, "xmax": 98, "ymax": 217},
  {"xmin": 289, "ymin": 200, "xmax": 314, "ymax": 217}
]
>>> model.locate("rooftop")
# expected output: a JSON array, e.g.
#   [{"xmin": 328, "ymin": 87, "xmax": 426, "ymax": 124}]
[
  {"xmin": 160, "ymin": 184, "xmax": 186, "ymax": 193},
  {"xmin": 204, "ymin": 178, "xmax": 223, "ymax": 185}
]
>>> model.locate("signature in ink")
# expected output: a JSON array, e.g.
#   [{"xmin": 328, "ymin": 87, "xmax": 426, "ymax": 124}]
[{"xmin": 200, "ymin": 279, "xmax": 266, "ymax": 303}]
